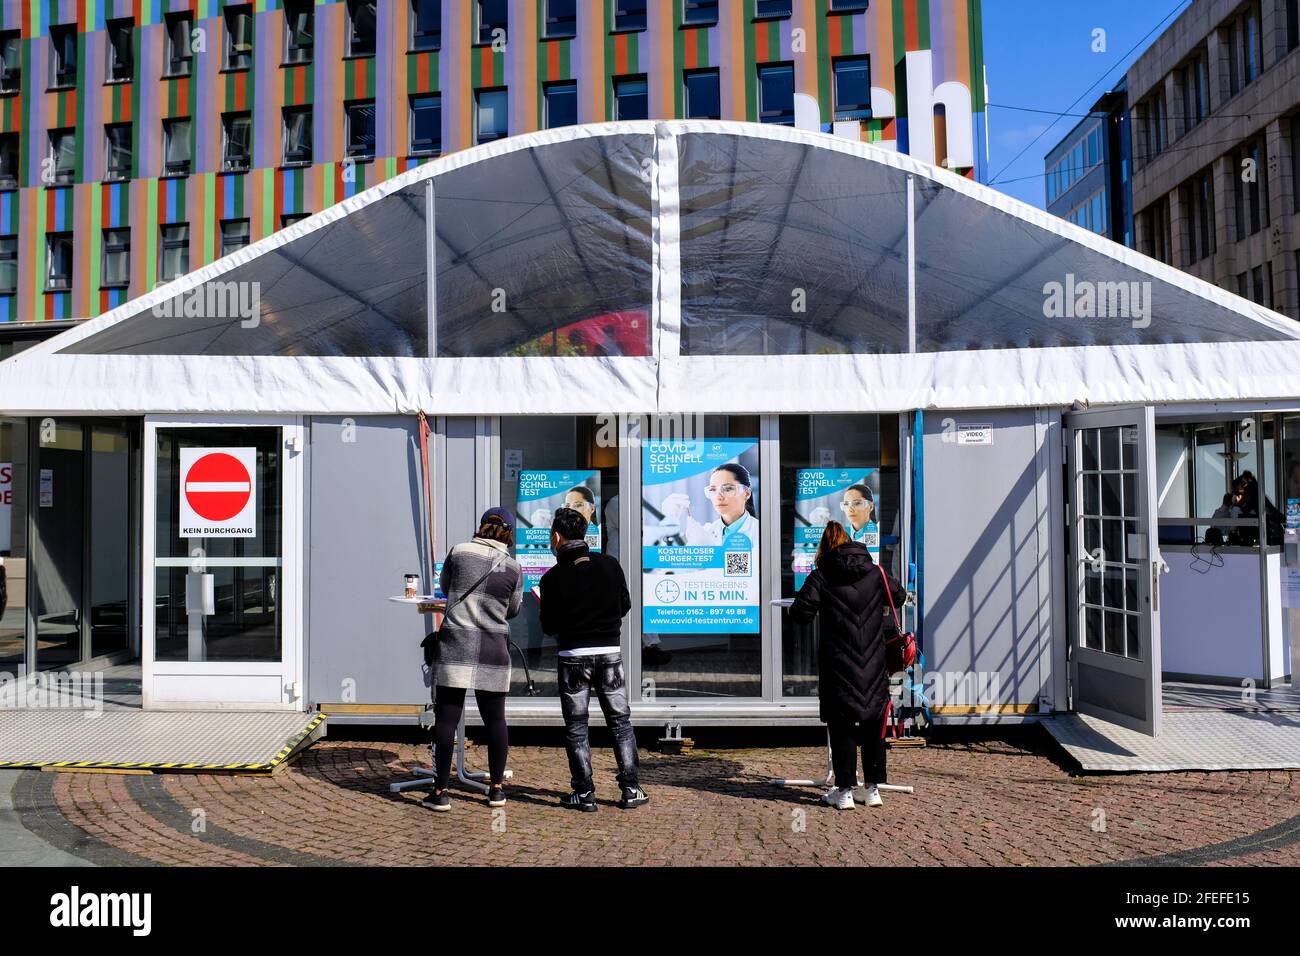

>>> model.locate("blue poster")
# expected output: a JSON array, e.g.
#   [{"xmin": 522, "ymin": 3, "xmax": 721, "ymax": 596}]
[
  {"xmin": 515, "ymin": 470, "xmax": 601, "ymax": 590},
  {"xmin": 641, "ymin": 438, "xmax": 760, "ymax": 634},
  {"xmin": 793, "ymin": 468, "xmax": 881, "ymax": 590}
]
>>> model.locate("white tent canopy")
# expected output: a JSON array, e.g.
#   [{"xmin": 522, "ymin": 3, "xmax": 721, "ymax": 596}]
[{"xmin": 1, "ymin": 120, "xmax": 1297, "ymax": 415}]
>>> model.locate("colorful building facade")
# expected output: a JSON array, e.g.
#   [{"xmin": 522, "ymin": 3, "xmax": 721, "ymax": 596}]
[{"xmin": 0, "ymin": 0, "xmax": 987, "ymax": 336}]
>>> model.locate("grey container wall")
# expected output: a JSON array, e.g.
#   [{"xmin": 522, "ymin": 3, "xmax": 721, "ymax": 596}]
[
  {"xmin": 921, "ymin": 409, "xmax": 1063, "ymax": 714},
  {"xmin": 307, "ymin": 416, "xmax": 434, "ymax": 708}
]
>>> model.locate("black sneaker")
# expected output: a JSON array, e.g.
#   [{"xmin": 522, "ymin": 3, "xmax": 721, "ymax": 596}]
[
  {"xmin": 422, "ymin": 790, "xmax": 451, "ymax": 812},
  {"xmin": 618, "ymin": 786, "xmax": 650, "ymax": 809},
  {"xmin": 487, "ymin": 785, "xmax": 506, "ymax": 807},
  {"xmin": 560, "ymin": 789, "xmax": 597, "ymax": 812}
]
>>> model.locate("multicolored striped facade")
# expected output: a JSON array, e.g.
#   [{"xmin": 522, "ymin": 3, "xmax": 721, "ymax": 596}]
[{"xmin": 0, "ymin": 0, "xmax": 986, "ymax": 328}]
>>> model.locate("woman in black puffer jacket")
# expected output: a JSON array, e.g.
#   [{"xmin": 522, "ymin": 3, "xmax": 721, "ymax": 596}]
[{"xmin": 790, "ymin": 520, "xmax": 904, "ymax": 809}]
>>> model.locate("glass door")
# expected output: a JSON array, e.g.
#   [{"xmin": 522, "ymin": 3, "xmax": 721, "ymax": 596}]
[
  {"xmin": 143, "ymin": 418, "xmax": 303, "ymax": 709},
  {"xmin": 1065, "ymin": 406, "xmax": 1163, "ymax": 735}
]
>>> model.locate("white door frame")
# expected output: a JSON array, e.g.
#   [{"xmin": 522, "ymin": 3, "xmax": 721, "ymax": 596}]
[
  {"xmin": 141, "ymin": 415, "xmax": 304, "ymax": 711},
  {"xmin": 1064, "ymin": 405, "xmax": 1163, "ymax": 736}
]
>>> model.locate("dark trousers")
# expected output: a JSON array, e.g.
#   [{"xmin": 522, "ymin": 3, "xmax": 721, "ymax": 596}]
[
  {"xmin": 432, "ymin": 686, "xmax": 508, "ymax": 791},
  {"xmin": 828, "ymin": 719, "xmax": 888, "ymax": 787},
  {"xmin": 558, "ymin": 653, "xmax": 639, "ymax": 792}
]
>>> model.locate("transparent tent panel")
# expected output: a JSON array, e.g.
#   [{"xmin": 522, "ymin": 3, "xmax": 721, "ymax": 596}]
[
  {"xmin": 62, "ymin": 183, "xmax": 429, "ymax": 357},
  {"xmin": 678, "ymin": 134, "xmax": 909, "ymax": 355},
  {"xmin": 56, "ymin": 128, "xmax": 1292, "ymax": 361},
  {"xmin": 433, "ymin": 133, "xmax": 654, "ymax": 357},
  {"xmin": 912, "ymin": 180, "xmax": 1291, "ymax": 350}
]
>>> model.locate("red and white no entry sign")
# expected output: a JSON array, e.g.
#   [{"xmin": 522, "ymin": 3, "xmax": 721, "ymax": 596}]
[
  {"xmin": 185, "ymin": 452, "xmax": 251, "ymax": 521},
  {"xmin": 178, "ymin": 447, "xmax": 257, "ymax": 538}
]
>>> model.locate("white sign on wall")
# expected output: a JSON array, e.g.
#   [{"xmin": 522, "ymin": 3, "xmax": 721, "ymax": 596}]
[
  {"xmin": 956, "ymin": 424, "xmax": 994, "ymax": 446},
  {"xmin": 179, "ymin": 447, "xmax": 258, "ymax": 538}
]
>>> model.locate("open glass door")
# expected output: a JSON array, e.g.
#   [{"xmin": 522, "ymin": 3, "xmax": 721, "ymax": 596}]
[
  {"xmin": 1065, "ymin": 406, "xmax": 1162, "ymax": 736},
  {"xmin": 143, "ymin": 419, "xmax": 303, "ymax": 710}
]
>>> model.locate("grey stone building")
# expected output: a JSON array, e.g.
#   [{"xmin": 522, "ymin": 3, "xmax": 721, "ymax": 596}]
[{"xmin": 1126, "ymin": 0, "xmax": 1299, "ymax": 320}]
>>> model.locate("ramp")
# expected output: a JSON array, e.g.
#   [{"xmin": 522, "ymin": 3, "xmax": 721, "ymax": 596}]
[
  {"xmin": 1045, "ymin": 710, "xmax": 1300, "ymax": 773},
  {"xmin": 0, "ymin": 711, "xmax": 326, "ymax": 773}
]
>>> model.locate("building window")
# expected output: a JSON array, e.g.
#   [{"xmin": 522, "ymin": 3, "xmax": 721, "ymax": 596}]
[
  {"xmin": 105, "ymin": 123, "xmax": 132, "ymax": 180},
  {"xmin": 1295, "ymin": 252, "xmax": 1300, "ymax": 319},
  {"xmin": 683, "ymin": 0, "xmax": 719, "ymax": 26},
  {"xmin": 345, "ymin": 99, "xmax": 376, "ymax": 160},
  {"xmin": 106, "ymin": 18, "xmax": 133, "ymax": 83},
  {"xmin": 411, "ymin": 0, "xmax": 441, "ymax": 51},
  {"xmin": 162, "ymin": 118, "xmax": 192, "ymax": 177},
  {"xmin": 347, "ymin": 0, "xmax": 377, "ymax": 57},
  {"xmin": 284, "ymin": 0, "xmax": 314, "ymax": 65},
  {"xmin": 45, "ymin": 233, "xmax": 73, "ymax": 290},
  {"xmin": 832, "ymin": 56, "xmax": 871, "ymax": 121},
  {"xmin": 222, "ymin": 112, "xmax": 252, "ymax": 171},
  {"xmin": 1291, "ymin": 114, "xmax": 1300, "ymax": 214},
  {"xmin": 101, "ymin": 228, "xmax": 130, "ymax": 288},
  {"xmin": 1182, "ymin": 168, "xmax": 1215, "ymax": 265},
  {"xmin": 159, "ymin": 223, "xmax": 189, "ymax": 282},
  {"xmin": 1141, "ymin": 197, "xmax": 1171, "ymax": 264},
  {"xmin": 758, "ymin": 62, "xmax": 795, "ymax": 125},
  {"xmin": 1233, "ymin": 140, "xmax": 1268, "ymax": 238},
  {"xmin": 544, "ymin": 0, "xmax": 577, "ymax": 39},
  {"xmin": 684, "ymin": 69, "xmax": 720, "ymax": 120},
  {"xmin": 614, "ymin": 75, "xmax": 648, "ymax": 121},
  {"xmin": 477, "ymin": 0, "xmax": 508, "ymax": 45},
  {"xmin": 0, "ymin": 236, "xmax": 16, "ymax": 293},
  {"xmin": 282, "ymin": 107, "xmax": 313, "ymax": 165},
  {"xmin": 543, "ymin": 81, "xmax": 578, "ymax": 129},
  {"xmin": 475, "ymin": 88, "xmax": 508, "ymax": 143},
  {"xmin": 0, "ymin": 31, "xmax": 21, "ymax": 94},
  {"xmin": 0, "ymin": 133, "xmax": 17, "ymax": 189},
  {"xmin": 1288, "ymin": 0, "xmax": 1299, "ymax": 52},
  {"xmin": 829, "ymin": 0, "xmax": 870, "ymax": 9},
  {"xmin": 281, "ymin": 213, "xmax": 309, "ymax": 229},
  {"xmin": 614, "ymin": 0, "xmax": 647, "ymax": 32},
  {"xmin": 1244, "ymin": 6, "xmax": 1260, "ymax": 84},
  {"xmin": 224, "ymin": 5, "xmax": 253, "ymax": 71},
  {"xmin": 410, "ymin": 94, "xmax": 442, "ymax": 155},
  {"xmin": 164, "ymin": 12, "xmax": 194, "ymax": 77},
  {"xmin": 1193, "ymin": 53, "xmax": 1208, "ymax": 127},
  {"xmin": 49, "ymin": 24, "xmax": 77, "ymax": 90},
  {"xmin": 755, "ymin": 1, "xmax": 793, "ymax": 18},
  {"xmin": 220, "ymin": 219, "xmax": 250, "ymax": 256},
  {"xmin": 48, "ymin": 129, "xmax": 76, "ymax": 185}
]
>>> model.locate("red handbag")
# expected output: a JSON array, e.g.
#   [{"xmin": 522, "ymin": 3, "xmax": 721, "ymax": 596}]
[{"xmin": 880, "ymin": 567, "xmax": 917, "ymax": 673}]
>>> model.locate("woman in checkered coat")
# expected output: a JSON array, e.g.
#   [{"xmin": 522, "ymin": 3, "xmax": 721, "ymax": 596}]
[{"xmin": 426, "ymin": 507, "xmax": 523, "ymax": 812}]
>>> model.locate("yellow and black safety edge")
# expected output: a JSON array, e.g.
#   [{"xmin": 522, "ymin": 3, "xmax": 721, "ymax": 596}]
[{"xmin": 0, "ymin": 713, "xmax": 328, "ymax": 773}]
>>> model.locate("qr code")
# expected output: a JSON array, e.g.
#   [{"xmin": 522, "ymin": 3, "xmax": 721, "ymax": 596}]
[{"xmin": 724, "ymin": 551, "xmax": 749, "ymax": 576}]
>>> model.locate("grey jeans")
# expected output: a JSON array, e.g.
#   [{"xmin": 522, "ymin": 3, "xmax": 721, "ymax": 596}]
[{"xmin": 558, "ymin": 653, "xmax": 639, "ymax": 792}]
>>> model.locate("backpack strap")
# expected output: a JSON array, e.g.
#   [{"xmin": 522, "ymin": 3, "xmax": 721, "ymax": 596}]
[{"xmin": 879, "ymin": 565, "xmax": 902, "ymax": 632}]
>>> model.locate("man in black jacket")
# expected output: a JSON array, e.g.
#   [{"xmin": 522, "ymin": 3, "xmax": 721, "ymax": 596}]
[{"xmin": 539, "ymin": 507, "xmax": 647, "ymax": 811}]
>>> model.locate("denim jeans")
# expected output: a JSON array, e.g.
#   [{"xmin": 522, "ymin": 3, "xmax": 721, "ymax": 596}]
[{"xmin": 558, "ymin": 652, "xmax": 639, "ymax": 792}]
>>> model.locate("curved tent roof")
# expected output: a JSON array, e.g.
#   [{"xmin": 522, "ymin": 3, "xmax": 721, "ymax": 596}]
[{"xmin": 1, "ymin": 120, "xmax": 1297, "ymax": 415}]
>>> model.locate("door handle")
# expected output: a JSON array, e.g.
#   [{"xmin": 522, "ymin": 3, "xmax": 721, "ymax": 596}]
[{"xmin": 1151, "ymin": 561, "xmax": 1160, "ymax": 613}]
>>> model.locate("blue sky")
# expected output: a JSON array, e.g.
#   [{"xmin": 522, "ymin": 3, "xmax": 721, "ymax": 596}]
[{"xmin": 981, "ymin": 0, "xmax": 1193, "ymax": 207}]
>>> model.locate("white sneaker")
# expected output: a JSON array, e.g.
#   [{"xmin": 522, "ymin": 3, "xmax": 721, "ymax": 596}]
[
  {"xmin": 819, "ymin": 786, "xmax": 855, "ymax": 810},
  {"xmin": 860, "ymin": 785, "xmax": 883, "ymax": 807}
]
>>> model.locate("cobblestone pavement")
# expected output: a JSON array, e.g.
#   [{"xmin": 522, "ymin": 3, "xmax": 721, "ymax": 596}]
[{"xmin": 9, "ymin": 729, "xmax": 1300, "ymax": 867}]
